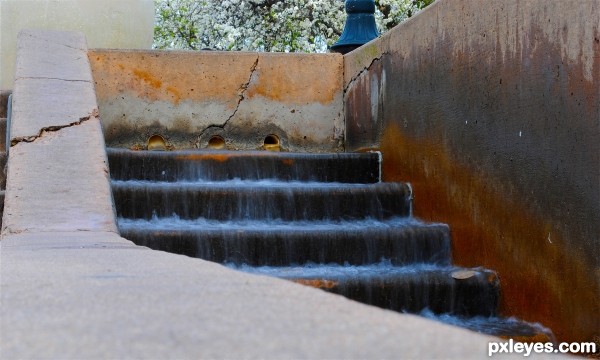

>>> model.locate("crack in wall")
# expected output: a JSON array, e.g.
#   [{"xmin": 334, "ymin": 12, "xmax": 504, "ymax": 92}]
[
  {"xmin": 10, "ymin": 108, "xmax": 99, "ymax": 146},
  {"xmin": 197, "ymin": 56, "xmax": 260, "ymax": 139},
  {"xmin": 343, "ymin": 52, "xmax": 390, "ymax": 95}
]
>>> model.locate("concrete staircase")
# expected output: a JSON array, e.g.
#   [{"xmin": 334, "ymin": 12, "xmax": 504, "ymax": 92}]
[
  {"xmin": 0, "ymin": 90, "xmax": 10, "ymax": 227},
  {"xmin": 109, "ymin": 148, "xmax": 502, "ymax": 320}
]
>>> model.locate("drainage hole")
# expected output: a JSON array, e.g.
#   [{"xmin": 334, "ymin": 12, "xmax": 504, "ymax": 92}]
[
  {"xmin": 147, "ymin": 134, "xmax": 167, "ymax": 151},
  {"xmin": 263, "ymin": 134, "xmax": 280, "ymax": 151},
  {"xmin": 207, "ymin": 135, "xmax": 226, "ymax": 149}
]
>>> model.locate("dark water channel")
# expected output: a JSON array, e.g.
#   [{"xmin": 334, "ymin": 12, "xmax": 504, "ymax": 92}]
[{"xmin": 108, "ymin": 148, "xmax": 554, "ymax": 342}]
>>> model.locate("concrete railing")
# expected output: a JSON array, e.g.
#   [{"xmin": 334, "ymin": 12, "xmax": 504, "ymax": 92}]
[
  {"xmin": 2, "ymin": 29, "xmax": 117, "ymax": 235},
  {"xmin": 343, "ymin": 0, "xmax": 599, "ymax": 344}
]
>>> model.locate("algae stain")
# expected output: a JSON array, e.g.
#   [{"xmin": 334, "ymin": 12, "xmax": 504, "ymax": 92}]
[{"xmin": 354, "ymin": 43, "xmax": 381, "ymax": 67}]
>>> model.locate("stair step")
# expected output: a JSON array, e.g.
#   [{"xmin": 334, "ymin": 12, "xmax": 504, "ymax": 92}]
[
  {"xmin": 107, "ymin": 148, "xmax": 381, "ymax": 183},
  {"xmin": 118, "ymin": 218, "xmax": 451, "ymax": 266},
  {"xmin": 419, "ymin": 310, "xmax": 556, "ymax": 343},
  {"xmin": 112, "ymin": 180, "xmax": 411, "ymax": 221},
  {"xmin": 235, "ymin": 264, "xmax": 500, "ymax": 317}
]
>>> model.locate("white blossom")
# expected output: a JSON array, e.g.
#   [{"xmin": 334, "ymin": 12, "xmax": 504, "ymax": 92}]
[{"xmin": 154, "ymin": 0, "xmax": 434, "ymax": 52}]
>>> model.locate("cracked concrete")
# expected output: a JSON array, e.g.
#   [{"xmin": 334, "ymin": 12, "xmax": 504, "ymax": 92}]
[
  {"xmin": 197, "ymin": 56, "xmax": 260, "ymax": 140},
  {"xmin": 9, "ymin": 31, "xmax": 98, "ymax": 143},
  {"xmin": 343, "ymin": 51, "xmax": 390, "ymax": 95},
  {"xmin": 10, "ymin": 108, "xmax": 99, "ymax": 146},
  {"xmin": 227, "ymin": 56, "xmax": 260, "ymax": 124},
  {"xmin": 90, "ymin": 50, "xmax": 344, "ymax": 152},
  {"xmin": 2, "ymin": 30, "xmax": 116, "ymax": 235}
]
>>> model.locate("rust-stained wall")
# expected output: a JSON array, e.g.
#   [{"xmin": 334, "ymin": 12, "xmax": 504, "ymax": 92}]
[
  {"xmin": 89, "ymin": 50, "xmax": 344, "ymax": 152},
  {"xmin": 344, "ymin": 0, "xmax": 599, "ymax": 344}
]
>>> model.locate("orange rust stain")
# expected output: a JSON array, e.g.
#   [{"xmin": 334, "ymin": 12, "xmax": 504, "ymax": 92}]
[
  {"xmin": 245, "ymin": 76, "xmax": 338, "ymax": 105},
  {"xmin": 175, "ymin": 153, "xmax": 229, "ymax": 162},
  {"xmin": 88, "ymin": 50, "xmax": 343, "ymax": 110},
  {"xmin": 165, "ymin": 86, "xmax": 182, "ymax": 104},
  {"xmin": 292, "ymin": 279, "xmax": 339, "ymax": 289},
  {"xmin": 118, "ymin": 63, "xmax": 125, "ymax": 70},
  {"xmin": 130, "ymin": 68, "xmax": 182, "ymax": 105},
  {"xmin": 243, "ymin": 56, "xmax": 341, "ymax": 105},
  {"xmin": 282, "ymin": 159, "xmax": 294, "ymax": 166},
  {"xmin": 381, "ymin": 123, "xmax": 599, "ymax": 344},
  {"xmin": 133, "ymin": 69, "xmax": 163, "ymax": 89}
]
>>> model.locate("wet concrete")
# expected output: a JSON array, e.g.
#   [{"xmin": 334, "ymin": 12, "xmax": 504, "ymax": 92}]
[
  {"xmin": 119, "ymin": 218, "xmax": 451, "ymax": 266},
  {"xmin": 109, "ymin": 146, "xmax": 513, "ymax": 340},
  {"xmin": 107, "ymin": 148, "xmax": 380, "ymax": 183},
  {"xmin": 241, "ymin": 264, "xmax": 500, "ymax": 317},
  {"xmin": 112, "ymin": 180, "xmax": 411, "ymax": 221}
]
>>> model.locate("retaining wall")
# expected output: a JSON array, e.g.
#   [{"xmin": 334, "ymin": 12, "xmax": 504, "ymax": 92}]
[
  {"xmin": 344, "ymin": 0, "xmax": 599, "ymax": 343},
  {"xmin": 89, "ymin": 50, "xmax": 344, "ymax": 152}
]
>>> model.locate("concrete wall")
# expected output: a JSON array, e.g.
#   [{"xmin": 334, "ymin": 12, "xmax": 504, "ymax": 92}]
[
  {"xmin": 344, "ymin": 0, "xmax": 599, "ymax": 344},
  {"xmin": 2, "ymin": 29, "xmax": 117, "ymax": 235},
  {"xmin": 0, "ymin": 0, "xmax": 154, "ymax": 89},
  {"xmin": 89, "ymin": 50, "xmax": 344, "ymax": 152}
]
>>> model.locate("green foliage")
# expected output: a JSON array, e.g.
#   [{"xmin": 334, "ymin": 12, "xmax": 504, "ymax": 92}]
[{"xmin": 154, "ymin": 0, "xmax": 434, "ymax": 52}]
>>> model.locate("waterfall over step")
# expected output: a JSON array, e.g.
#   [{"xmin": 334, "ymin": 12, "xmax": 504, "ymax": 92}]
[
  {"xmin": 108, "ymin": 148, "xmax": 554, "ymax": 341},
  {"xmin": 0, "ymin": 90, "xmax": 10, "ymax": 227}
]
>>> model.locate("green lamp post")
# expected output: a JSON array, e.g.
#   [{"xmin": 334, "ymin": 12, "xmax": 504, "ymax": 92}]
[{"xmin": 330, "ymin": 0, "xmax": 379, "ymax": 54}]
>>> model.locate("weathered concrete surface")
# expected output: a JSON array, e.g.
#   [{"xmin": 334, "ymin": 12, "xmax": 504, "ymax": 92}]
[
  {"xmin": 89, "ymin": 50, "xmax": 344, "ymax": 152},
  {"xmin": 1, "ymin": 30, "xmax": 116, "ymax": 234},
  {"xmin": 0, "ymin": 0, "xmax": 154, "ymax": 89},
  {"xmin": 0, "ymin": 28, "xmax": 538, "ymax": 359},
  {"xmin": 344, "ymin": 0, "xmax": 600, "ymax": 344},
  {"xmin": 2, "ymin": 231, "xmax": 538, "ymax": 360}
]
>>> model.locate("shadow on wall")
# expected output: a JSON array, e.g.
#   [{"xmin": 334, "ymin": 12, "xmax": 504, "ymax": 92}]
[{"xmin": 344, "ymin": 0, "xmax": 599, "ymax": 344}]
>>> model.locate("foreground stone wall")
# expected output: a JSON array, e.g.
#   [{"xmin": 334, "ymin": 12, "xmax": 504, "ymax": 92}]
[
  {"xmin": 344, "ymin": 0, "xmax": 599, "ymax": 343},
  {"xmin": 89, "ymin": 50, "xmax": 344, "ymax": 152}
]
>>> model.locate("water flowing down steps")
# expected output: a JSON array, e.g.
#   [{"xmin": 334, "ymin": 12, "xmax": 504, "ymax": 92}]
[
  {"xmin": 108, "ymin": 148, "xmax": 554, "ymax": 341},
  {"xmin": 0, "ymin": 90, "xmax": 10, "ymax": 227}
]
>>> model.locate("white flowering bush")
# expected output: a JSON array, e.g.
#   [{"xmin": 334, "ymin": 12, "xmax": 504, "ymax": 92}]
[{"xmin": 154, "ymin": 0, "xmax": 434, "ymax": 52}]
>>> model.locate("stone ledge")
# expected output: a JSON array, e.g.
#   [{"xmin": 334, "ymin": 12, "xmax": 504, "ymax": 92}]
[
  {"xmin": 1, "ymin": 231, "xmax": 514, "ymax": 359},
  {"xmin": 2, "ymin": 30, "xmax": 116, "ymax": 235}
]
